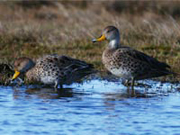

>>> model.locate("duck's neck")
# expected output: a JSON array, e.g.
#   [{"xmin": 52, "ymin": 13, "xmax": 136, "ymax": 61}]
[
  {"xmin": 25, "ymin": 61, "xmax": 36, "ymax": 73},
  {"xmin": 25, "ymin": 61, "xmax": 36, "ymax": 80},
  {"xmin": 108, "ymin": 38, "xmax": 120, "ymax": 49},
  {"xmin": 25, "ymin": 64, "xmax": 38, "ymax": 82}
]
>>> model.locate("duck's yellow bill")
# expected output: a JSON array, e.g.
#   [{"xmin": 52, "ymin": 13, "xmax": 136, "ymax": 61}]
[
  {"xmin": 96, "ymin": 34, "xmax": 106, "ymax": 42},
  {"xmin": 12, "ymin": 70, "xmax": 20, "ymax": 80}
]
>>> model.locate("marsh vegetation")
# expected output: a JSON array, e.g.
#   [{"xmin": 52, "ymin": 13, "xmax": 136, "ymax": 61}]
[{"xmin": 0, "ymin": 1, "xmax": 180, "ymax": 83}]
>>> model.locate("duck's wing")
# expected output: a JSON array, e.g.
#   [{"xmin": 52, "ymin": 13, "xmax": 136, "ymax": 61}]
[
  {"xmin": 36, "ymin": 54, "xmax": 95, "ymax": 84},
  {"xmin": 57, "ymin": 55, "xmax": 95, "ymax": 84},
  {"xmin": 114, "ymin": 47, "xmax": 175, "ymax": 80},
  {"xmin": 117, "ymin": 47, "xmax": 170, "ymax": 70},
  {"xmin": 37, "ymin": 54, "xmax": 94, "ymax": 73},
  {"xmin": 57, "ymin": 55, "xmax": 93, "ymax": 71}
]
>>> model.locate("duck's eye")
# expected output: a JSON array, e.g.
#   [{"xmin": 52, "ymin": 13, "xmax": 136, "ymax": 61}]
[{"xmin": 107, "ymin": 29, "xmax": 113, "ymax": 33}]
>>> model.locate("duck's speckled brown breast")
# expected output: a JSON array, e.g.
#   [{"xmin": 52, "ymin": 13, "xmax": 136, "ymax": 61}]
[
  {"xmin": 25, "ymin": 67, "xmax": 41, "ymax": 83},
  {"xmin": 102, "ymin": 48, "xmax": 141, "ymax": 79}
]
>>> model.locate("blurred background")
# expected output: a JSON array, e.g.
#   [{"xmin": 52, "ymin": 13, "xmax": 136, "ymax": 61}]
[{"xmin": 0, "ymin": 0, "xmax": 180, "ymax": 75}]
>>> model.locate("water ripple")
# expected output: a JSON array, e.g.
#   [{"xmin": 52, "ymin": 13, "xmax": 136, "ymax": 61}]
[{"xmin": 0, "ymin": 79, "xmax": 180, "ymax": 134}]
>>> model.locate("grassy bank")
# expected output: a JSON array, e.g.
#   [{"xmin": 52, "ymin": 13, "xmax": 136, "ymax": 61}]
[{"xmin": 0, "ymin": 1, "xmax": 180, "ymax": 83}]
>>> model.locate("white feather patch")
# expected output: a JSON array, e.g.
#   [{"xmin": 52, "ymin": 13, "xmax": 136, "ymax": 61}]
[
  {"xmin": 110, "ymin": 68, "xmax": 132, "ymax": 79},
  {"xmin": 41, "ymin": 76, "xmax": 56, "ymax": 84}
]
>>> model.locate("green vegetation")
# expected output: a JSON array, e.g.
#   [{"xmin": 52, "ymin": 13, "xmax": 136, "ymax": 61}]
[{"xmin": 0, "ymin": 1, "xmax": 180, "ymax": 84}]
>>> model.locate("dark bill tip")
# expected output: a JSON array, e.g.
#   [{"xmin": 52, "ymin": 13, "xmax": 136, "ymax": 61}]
[{"xmin": 92, "ymin": 38, "xmax": 97, "ymax": 43}]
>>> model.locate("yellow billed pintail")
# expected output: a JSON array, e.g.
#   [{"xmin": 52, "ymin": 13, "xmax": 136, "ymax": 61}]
[
  {"xmin": 92, "ymin": 26, "xmax": 176, "ymax": 91},
  {"xmin": 12, "ymin": 54, "xmax": 95, "ymax": 90}
]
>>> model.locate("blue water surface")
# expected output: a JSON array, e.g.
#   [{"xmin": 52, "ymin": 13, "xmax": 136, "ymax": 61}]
[{"xmin": 0, "ymin": 79, "xmax": 180, "ymax": 135}]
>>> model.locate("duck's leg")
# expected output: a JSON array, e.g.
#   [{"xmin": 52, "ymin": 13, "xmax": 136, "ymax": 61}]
[
  {"xmin": 125, "ymin": 80, "xmax": 130, "ymax": 86},
  {"xmin": 126, "ymin": 79, "xmax": 130, "ymax": 94},
  {"xmin": 54, "ymin": 81, "xmax": 59, "ymax": 92},
  {"xmin": 131, "ymin": 77, "xmax": 135, "ymax": 96},
  {"xmin": 60, "ymin": 84, "xmax": 63, "ymax": 89}
]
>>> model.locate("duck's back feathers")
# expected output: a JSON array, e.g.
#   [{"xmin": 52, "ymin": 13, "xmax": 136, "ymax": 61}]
[
  {"xmin": 103, "ymin": 46, "xmax": 174, "ymax": 80},
  {"xmin": 58, "ymin": 55, "xmax": 94, "ymax": 70},
  {"xmin": 117, "ymin": 46, "xmax": 170, "ymax": 69},
  {"xmin": 95, "ymin": 25, "xmax": 176, "ymax": 85},
  {"xmin": 36, "ymin": 54, "xmax": 95, "ymax": 85}
]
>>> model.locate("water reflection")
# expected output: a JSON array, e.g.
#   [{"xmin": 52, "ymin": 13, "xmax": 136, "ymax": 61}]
[{"xmin": 12, "ymin": 87, "xmax": 82, "ymax": 100}]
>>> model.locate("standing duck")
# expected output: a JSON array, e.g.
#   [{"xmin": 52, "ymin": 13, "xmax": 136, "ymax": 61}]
[
  {"xmin": 12, "ymin": 54, "xmax": 94, "ymax": 89},
  {"xmin": 92, "ymin": 26, "xmax": 175, "ymax": 91}
]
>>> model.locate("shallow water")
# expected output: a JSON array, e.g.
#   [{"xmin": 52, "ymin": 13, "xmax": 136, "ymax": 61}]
[{"xmin": 0, "ymin": 79, "xmax": 180, "ymax": 135}]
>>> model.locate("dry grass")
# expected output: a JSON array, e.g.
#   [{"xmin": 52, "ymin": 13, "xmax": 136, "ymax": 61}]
[{"xmin": 0, "ymin": 1, "xmax": 180, "ymax": 82}]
